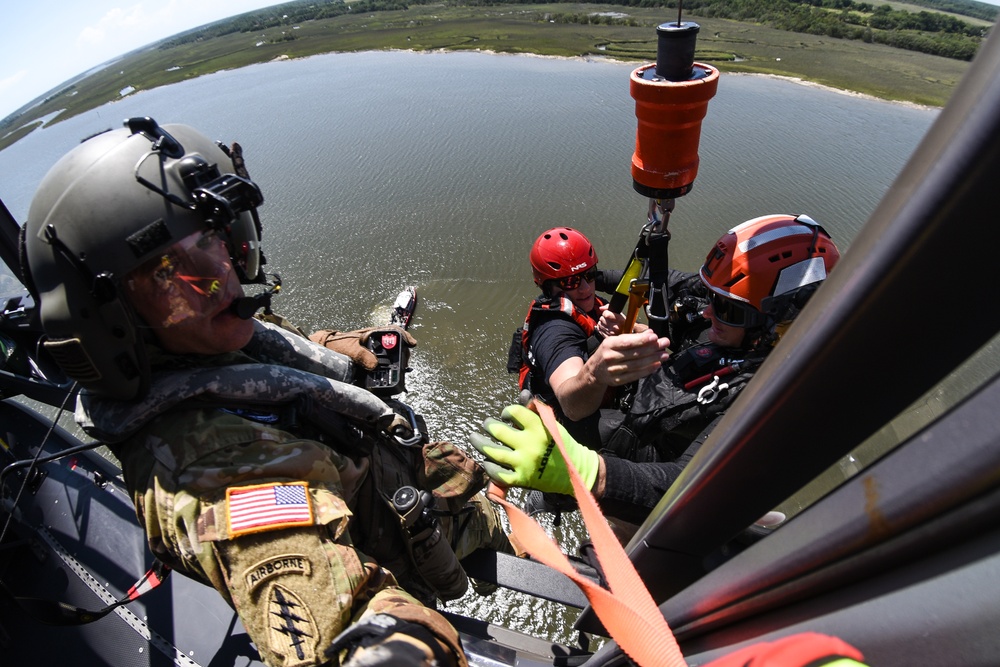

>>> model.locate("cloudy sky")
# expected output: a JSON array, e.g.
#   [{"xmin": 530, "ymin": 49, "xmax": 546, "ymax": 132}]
[
  {"xmin": 2, "ymin": 0, "xmax": 999, "ymax": 120},
  {"xmin": 1, "ymin": 1, "xmax": 283, "ymax": 120}
]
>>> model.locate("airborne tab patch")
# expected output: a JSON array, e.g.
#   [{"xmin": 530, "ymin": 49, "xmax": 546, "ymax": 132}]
[
  {"xmin": 226, "ymin": 482, "xmax": 314, "ymax": 537},
  {"xmin": 244, "ymin": 554, "xmax": 312, "ymax": 594}
]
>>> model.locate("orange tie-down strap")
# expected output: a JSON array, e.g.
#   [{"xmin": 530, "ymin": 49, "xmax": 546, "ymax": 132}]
[{"xmin": 486, "ymin": 399, "xmax": 687, "ymax": 667}]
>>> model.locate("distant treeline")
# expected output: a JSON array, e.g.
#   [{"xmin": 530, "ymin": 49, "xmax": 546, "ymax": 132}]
[
  {"xmin": 915, "ymin": 0, "xmax": 1000, "ymax": 22},
  {"xmin": 540, "ymin": 0, "xmax": 993, "ymax": 60},
  {"xmin": 161, "ymin": 0, "xmax": 996, "ymax": 62}
]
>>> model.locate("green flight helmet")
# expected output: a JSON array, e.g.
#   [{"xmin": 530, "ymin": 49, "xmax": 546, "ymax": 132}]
[{"xmin": 23, "ymin": 117, "xmax": 265, "ymax": 400}]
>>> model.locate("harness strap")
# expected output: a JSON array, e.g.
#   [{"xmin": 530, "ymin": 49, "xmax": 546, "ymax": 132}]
[
  {"xmin": 486, "ymin": 400, "xmax": 686, "ymax": 667},
  {"xmin": 516, "ymin": 296, "xmax": 607, "ymax": 393}
]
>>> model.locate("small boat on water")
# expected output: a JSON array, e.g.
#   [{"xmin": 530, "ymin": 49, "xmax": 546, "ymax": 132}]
[{"xmin": 389, "ymin": 286, "xmax": 418, "ymax": 330}]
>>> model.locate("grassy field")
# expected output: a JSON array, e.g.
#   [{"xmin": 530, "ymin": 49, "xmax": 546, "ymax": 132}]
[{"xmin": 0, "ymin": 3, "xmax": 974, "ymax": 151}]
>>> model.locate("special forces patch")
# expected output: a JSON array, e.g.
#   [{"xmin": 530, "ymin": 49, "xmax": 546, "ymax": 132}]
[{"xmin": 267, "ymin": 584, "xmax": 319, "ymax": 667}]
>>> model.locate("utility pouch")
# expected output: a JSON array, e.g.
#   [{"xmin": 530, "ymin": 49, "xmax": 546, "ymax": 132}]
[{"xmin": 419, "ymin": 441, "xmax": 489, "ymax": 507}]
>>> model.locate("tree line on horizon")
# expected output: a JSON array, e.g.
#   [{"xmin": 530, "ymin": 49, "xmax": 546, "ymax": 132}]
[{"xmin": 161, "ymin": 0, "xmax": 995, "ymax": 62}]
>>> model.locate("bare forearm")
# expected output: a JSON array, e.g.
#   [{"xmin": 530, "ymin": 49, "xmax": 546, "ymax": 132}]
[{"xmin": 553, "ymin": 364, "xmax": 608, "ymax": 421}]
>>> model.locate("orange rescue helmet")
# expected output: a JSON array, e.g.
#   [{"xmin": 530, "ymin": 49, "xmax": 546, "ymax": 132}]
[{"xmin": 700, "ymin": 214, "xmax": 840, "ymax": 328}]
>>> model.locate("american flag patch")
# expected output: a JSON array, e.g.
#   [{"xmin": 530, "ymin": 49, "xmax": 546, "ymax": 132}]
[{"xmin": 226, "ymin": 482, "xmax": 314, "ymax": 537}]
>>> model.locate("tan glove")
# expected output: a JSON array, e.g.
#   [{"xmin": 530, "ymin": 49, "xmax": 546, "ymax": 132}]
[{"xmin": 309, "ymin": 327, "xmax": 416, "ymax": 371}]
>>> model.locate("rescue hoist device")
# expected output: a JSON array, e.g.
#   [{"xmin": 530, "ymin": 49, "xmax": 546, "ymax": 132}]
[{"xmin": 610, "ymin": 5, "xmax": 719, "ymax": 339}]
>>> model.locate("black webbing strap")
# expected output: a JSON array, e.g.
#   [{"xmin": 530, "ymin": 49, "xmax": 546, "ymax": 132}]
[{"xmin": 0, "ymin": 558, "xmax": 171, "ymax": 626}]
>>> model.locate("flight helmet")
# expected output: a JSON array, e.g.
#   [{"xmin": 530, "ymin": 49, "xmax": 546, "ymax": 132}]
[
  {"xmin": 23, "ymin": 117, "xmax": 266, "ymax": 400},
  {"xmin": 699, "ymin": 214, "xmax": 840, "ymax": 331},
  {"xmin": 530, "ymin": 227, "xmax": 598, "ymax": 289}
]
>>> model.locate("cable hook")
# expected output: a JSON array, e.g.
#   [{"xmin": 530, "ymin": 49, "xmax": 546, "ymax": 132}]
[{"xmin": 697, "ymin": 375, "xmax": 729, "ymax": 405}]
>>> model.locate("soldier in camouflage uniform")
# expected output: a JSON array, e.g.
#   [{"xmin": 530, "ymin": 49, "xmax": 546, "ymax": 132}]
[{"xmin": 23, "ymin": 117, "xmax": 510, "ymax": 667}]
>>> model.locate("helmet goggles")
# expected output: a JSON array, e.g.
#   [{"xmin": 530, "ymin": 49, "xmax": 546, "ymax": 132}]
[
  {"xmin": 556, "ymin": 267, "xmax": 599, "ymax": 292},
  {"xmin": 130, "ymin": 118, "xmax": 264, "ymax": 285},
  {"xmin": 124, "ymin": 229, "xmax": 239, "ymax": 329},
  {"xmin": 707, "ymin": 290, "xmax": 763, "ymax": 328}
]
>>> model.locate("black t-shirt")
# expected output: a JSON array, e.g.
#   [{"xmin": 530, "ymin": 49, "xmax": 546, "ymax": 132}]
[
  {"xmin": 529, "ymin": 312, "xmax": 603, "ymax": 448},
  {"xmin": 525, "ymin": 267, "xmax": 707, "ymax": 450},
  {"xmin": 530, "ymin": 317, "xmax": 592, "ymax": 394}
]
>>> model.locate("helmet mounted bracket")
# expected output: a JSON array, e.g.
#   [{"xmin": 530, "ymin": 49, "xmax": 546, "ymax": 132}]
[{"xmin": 128, "ymin": 118, "xmax": 266, "ymax": 285}]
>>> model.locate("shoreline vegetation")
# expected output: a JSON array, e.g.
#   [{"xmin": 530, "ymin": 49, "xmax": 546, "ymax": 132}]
[{"xmin": 2, "ymin": 1, "xmax": 993, "ymax": 152}]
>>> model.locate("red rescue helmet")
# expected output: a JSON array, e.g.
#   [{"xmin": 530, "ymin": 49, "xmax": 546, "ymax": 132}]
[
  {"xmin": 700, "ymin": 214, "xmax": 840, "ymax": 328},
  {"xmin": 529, "ymin": 227, "xmax": 598, "ymax": 288}
]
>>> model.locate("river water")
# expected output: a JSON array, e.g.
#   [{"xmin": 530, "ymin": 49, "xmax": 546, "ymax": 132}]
[{"xmin": 0, "ymin": 49, "xmax": 938, "ymax": 646}]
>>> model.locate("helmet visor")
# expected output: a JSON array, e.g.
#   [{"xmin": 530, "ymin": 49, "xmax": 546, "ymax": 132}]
[
  {"xmin": 124, "ymin": 230, "xmax": 242, "ymax": 329},
  {"xmin": 707, "ymin": 290, "xmax": 761, "ymax": 328}
]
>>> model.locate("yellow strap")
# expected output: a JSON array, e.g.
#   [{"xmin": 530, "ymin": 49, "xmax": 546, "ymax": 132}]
[{"xmin": 614, "ymin": 257, "xmax": 645, "ymax": 297}]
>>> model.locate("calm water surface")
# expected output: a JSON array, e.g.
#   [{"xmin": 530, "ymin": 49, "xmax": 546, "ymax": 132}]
[{"xmin": 0, "ymin": 50, "xmax": 937, "ymax": 645}]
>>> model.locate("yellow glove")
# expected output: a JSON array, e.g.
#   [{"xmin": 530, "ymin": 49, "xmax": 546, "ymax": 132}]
[{"xmin": 469, "ymin": 404, "xmax": 599, "ymax": 496}]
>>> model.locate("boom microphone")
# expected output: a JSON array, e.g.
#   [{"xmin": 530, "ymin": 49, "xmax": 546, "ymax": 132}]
[
  {"xmin": 230, "ymin": 293, "xmax": 270, "ymax": 319},
  {"xmin": 230, "ymin": 274, "xmax": 282, "ymax": 319}
]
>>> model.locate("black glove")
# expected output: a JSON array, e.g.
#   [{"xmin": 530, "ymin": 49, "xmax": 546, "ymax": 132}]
[{"xmin": 325, "ymin": 613, "xmax": 455, "ymax": 667}]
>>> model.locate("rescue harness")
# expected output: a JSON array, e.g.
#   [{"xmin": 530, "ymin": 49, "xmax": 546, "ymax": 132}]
[{"xmin": 507, "ymin": 294, "xmax": 607, "ymax": 392}]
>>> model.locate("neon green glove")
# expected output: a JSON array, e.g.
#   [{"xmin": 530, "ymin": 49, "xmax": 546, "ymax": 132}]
[{"xmin": 469, "ymin": 404, "xmax": 600, "ymax": 495}]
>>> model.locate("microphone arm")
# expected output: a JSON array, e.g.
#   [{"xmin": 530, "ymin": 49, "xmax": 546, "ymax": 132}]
[{"xmin": 230, "ymin": 273, "xmax": 281, "ymax": 319}]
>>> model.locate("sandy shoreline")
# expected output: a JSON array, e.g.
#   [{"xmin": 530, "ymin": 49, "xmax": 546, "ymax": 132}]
[
  {"xmin": 437, "ymin": 48, "xmax": 940, "ymax": 110},
  {"xmin": 734, "ymin": 71, "xmax": 937, "ymax": 110}
]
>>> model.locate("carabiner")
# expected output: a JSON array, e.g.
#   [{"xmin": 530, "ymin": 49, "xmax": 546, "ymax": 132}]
[
  {"xmin": 697, "ymin": 375, "xmax": 730, "ymax": 405},
  {"xmin": 394, "ymin": 404, "xmax": 425, "ymax": 447}
]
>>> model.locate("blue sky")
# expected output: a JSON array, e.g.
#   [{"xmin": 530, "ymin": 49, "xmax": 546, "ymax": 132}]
[
  {"xmin": 2, "ymin": 0, "xmax": 999, "ymax": 121},
  {"xmin": 1, "ymin": 1, "xmax": 283, "ymax": 120}
]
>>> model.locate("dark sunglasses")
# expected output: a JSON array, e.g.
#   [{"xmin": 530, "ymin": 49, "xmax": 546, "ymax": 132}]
[
  {"xmin": 556, "ymin": 267, "xmax": 599, "ymax": 291},
  {"xmin": 707, "ymin": 290, "xmax": 759, "ymax": 328}
]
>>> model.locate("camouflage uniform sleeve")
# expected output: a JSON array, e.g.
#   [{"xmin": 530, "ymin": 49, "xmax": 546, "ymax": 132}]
[{"xmin": 116, "ymin": 408, "xmax": 466, "ymax": 667}]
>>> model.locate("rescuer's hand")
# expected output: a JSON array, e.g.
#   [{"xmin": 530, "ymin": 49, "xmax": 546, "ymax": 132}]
[
  {"xmin": 596, "ymin": 306, "xmax": 648, "ymax": 337},
  {"xmin": 699, "ymin": 632, "xmax": 867, "ymax": 667},
  {"xmin": 469, "ymin": 404, "xmax": 599, "ymax": 495}
]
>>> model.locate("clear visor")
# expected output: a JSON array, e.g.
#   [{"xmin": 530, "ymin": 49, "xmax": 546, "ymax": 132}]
[{"xmin": 124, "ymin": 229, "xmax": 242, "ymax": 329}]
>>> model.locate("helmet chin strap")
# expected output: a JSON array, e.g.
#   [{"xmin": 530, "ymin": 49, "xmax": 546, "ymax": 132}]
[{"xmin": 230, "ymin": 273, "xmax": 281, "ymax": 320}]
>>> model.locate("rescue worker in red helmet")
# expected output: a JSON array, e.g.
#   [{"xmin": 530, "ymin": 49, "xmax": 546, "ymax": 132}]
[
  {"xmin": 508, "ymin": 227, "xmax": 673, "ymax": 450},
  {"xmin": 483, "ymin": 214, "xmax": 840, "ymax": 528}
]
